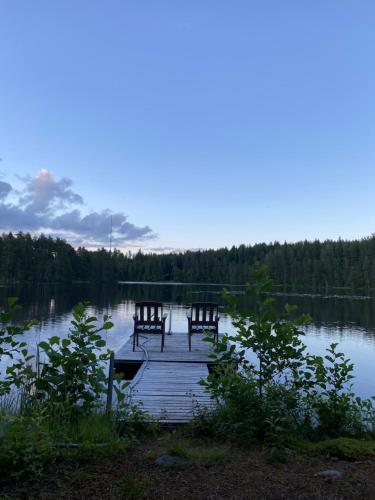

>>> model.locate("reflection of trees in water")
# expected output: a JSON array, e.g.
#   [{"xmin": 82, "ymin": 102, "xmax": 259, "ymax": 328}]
[
  {"xmin": 1, "ymin": 283, "xmax": 375, "ymax": 341},
  {"xmin": 274, "ymin": 295, "xmax": 375, "ymax": 337},
  {"xmin": 0, "ymin": 283, "xmax": 228, "ymax": 321},
  {"xmin": 0, "ymin": 283, "xmax": 119, "ymax": 322},
  {"xmin": 234, "ymin": 293, "xmax": 375, "ymax": 338}
]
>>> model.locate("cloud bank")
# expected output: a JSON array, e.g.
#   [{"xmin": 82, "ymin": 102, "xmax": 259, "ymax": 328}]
[{"xmin": 0, "ymin": 169, "xmax": 154, "ymax": 247}]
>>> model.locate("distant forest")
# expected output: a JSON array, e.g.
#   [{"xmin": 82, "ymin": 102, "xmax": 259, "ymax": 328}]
[{"xmin": 1, "ymin": 232, "xmax": 375, "ymax": 290}]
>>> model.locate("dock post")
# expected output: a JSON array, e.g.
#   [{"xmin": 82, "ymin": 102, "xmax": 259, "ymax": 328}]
[
  {"xmin": 106, "ymin": 351, "xmax": 115, "ymax": 412},
  {"xmin": 168, "ymin": 305, "xmax": 172, "ymax": 334}
]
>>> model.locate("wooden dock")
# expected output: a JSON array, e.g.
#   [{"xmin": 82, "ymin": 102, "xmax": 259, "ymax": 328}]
[{"xmin": 114, "ymin": 330, "xmax": 219, "ymax": 423}]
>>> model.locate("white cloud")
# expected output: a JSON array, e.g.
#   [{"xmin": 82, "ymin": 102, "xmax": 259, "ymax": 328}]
[
  {"xmin": 0, "ymin": 169, "xmax": 155, "ymax": 246},
  {"xmin": 19, "ymin": 169, "xmax": 84, "ymax": 214}
]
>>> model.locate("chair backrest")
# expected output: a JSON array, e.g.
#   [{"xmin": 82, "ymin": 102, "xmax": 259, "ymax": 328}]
[
  {"xmin": 135, "ymin": 301, "xmax": 163, "ymax": 324},
  {"xmin": 190, "ymin": 302, "xmax": 219, "ymax": 324}
]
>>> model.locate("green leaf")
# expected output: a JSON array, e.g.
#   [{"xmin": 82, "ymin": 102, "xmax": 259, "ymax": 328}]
[
  {"xmin": 95, "ymin": 339, "xmax": 106, "ymax": 348},
  {"xmin": 49, "ymin": 336, "xmax": 60, "ymax": 345},
  {"xmin": 62, "ymin": 339, "xmax": 71, "ymax": 348},
  {"xmin": 102, "ymin": 322, "xmax": 114, "ymax": 330},
  {"xmin": 114, "ymin": 385, "xmax": 126, "ymax": 402},
  {"xmin": 38, "ymin": 341, "xmax": 51, "ymax": 351}
]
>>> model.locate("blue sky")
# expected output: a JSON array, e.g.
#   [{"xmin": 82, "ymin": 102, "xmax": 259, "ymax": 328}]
[{"xmin": 0, "ymin": 1, "xmax": 374, "ymax": 251}]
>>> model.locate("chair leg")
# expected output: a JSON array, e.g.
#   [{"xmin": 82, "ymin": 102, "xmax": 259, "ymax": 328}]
[
  {"xmin": 132, "ymin": 332, "xmax": 136, "ymax": 352},
  {"xmin": 188, "ymin": 332, "xmax": 192, "ymax": 352},
  {"xmin": 161, "ymin": 331, "xmax": 165, "ymax": 352}
]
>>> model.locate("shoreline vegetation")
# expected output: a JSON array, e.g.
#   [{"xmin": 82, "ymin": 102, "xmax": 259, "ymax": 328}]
[
  {"xmin": 1, "ymin": 264, "xmax": 375, "ymax": 498},
  {"xmin": 2, "ymin": 279, "xmax": 375, "ymax": 302},
  {"xmin": 2, "ymin": 232, "xmax": 375, "ymax": 291}
]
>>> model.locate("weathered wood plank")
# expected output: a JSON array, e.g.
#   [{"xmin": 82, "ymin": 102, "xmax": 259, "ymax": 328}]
[
  {"xmin": 114, "ymin": 328, "xmax": 222, "ymax": 422},
  {"xmin": 128, "ymin": 360, "xmax": 214, "ymax": 422},
  {"xmin": 115, "ymin": 329, "xmax": 221, "ymax": 363}
]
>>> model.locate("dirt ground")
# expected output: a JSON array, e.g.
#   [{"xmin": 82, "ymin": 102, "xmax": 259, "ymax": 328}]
[{"xmin": 2, "ymin": 436, "xmax": 375, "ymax": 499}]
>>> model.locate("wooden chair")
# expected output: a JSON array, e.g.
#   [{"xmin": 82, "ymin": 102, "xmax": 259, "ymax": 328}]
[
  {"xmin": 187, "ymin": 302, "xmax": 220, "ymax": 352},
  {"xmin": 132, "ymin": 302, "xmax": 167, "ymax": 352}
]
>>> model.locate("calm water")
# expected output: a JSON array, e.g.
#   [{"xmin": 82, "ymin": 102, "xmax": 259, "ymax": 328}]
[{"xmin": 1, "ymin": 282, "xmax": 375, "ymax": 399}]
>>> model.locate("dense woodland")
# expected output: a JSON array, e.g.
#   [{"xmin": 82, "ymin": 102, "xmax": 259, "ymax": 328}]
[{"xmin": 1, "ymin": 232, "xmax": 375, "ymax": 290}]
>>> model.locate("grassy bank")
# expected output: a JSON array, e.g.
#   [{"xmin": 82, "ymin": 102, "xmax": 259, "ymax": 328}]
[{"xmin": 2, "ymin": 430, "xmax": 375, "ymax": 499}]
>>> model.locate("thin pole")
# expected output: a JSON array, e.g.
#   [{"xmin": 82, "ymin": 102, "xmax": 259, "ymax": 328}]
[
  {"xmin": 168, "ymin": 305, "xmax": 172, "ymax": 334},
  {"xmin": 109, "ymin": 215, "xmax": 113, "ymax": 253},
  {"xmin": 106, "ymin": 351, "xmax": 115, "ymax": 412}
]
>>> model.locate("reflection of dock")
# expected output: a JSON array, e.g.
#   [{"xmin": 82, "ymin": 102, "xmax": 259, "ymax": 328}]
[{"xmin": 114, "ymin": 331, "xmax": 220, "ymax": 423}]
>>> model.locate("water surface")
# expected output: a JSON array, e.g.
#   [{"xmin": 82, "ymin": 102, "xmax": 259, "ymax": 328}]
[{"xmin": 1, "ymin": 282, "xmax": 375, "ymax": 399}]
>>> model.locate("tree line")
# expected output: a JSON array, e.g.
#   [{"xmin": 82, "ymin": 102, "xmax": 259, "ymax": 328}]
[{"xmin": 1, "ymin": 232, "xmax": 375, "ymax": 290}]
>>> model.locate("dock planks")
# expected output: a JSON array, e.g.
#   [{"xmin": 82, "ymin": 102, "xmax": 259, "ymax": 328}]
[{"xmin": 114, "ymin": 330, "xmax": 219, "ymax": 423}]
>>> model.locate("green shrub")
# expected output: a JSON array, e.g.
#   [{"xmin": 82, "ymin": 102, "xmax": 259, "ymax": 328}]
[
  {"xmin": 0, "ymin": 297, "xmax": 37, "ymax": 400},
  {"xmin": 200, "ymin": 264, "xmax": 375, "ymax": 446},
  {"xmin": 116, "ymin": 404, "xmax": 160, "ymax": 440},
  {"xmin": 200, "ymin": 264, "xmax": 311, "ymax": 444},
  {"xmin": 35, "ymin": 303, "xmax": 113, "ymax": 418},
  {"xmin": 0, "ymin": 300, "xmax": 140, "ymax": 479},
  {"xmin": 0, "ymin": 412, "xmax": 57, "ymax": 478},
  {"xmin": 304, "ymin": 343, "xmax": 375, "ymax": 437}
]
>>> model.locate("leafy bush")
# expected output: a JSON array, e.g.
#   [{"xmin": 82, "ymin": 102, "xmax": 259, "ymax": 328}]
[
  {"xmin": 304, "ymin": 343, "xmax": 375, "ymax": 437},
  {"xmin": 200, "ymin": 263, "xmax": 311, "ymax": 443},
  {"xmin": 35, "ymin": 303, "xmax": 113, "ymax": 419},
  {"xmin": 0, "ymin": 300, "xmax": 141, "ymax": 479},
  {"xmin": 199, "ymin": 263, "xmax": 375, "ymax": 449},
  {"xmin": 220, "ymin": 263, "xmax": 311, "ymax": 398},
  {"xmin": 0, "ymin": 297, "xmax": 37, "ymax": 400},
  {"xmin": 0, "ymin": 411, "xmax": 57, "ymax": 478}
]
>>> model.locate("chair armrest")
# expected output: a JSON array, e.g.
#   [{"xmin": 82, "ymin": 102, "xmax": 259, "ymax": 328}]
[
  {"xmin": 133, "ymin": 314, "xmax": 138, "ymax": 321},
  {"xmin": 162, "ymin": 313, "xmax": 168, "ymax": 321},
  {"xmin": 215, "ymin": 314, "xmax": 220, "ymax": 321},
  {"xmin": 186, "ymin": 310, "xmax": 192, "ymax": 319}
]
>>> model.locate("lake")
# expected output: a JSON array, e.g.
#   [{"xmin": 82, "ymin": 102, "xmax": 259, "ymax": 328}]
[{"xmin": 1, "ymin": 281, "xmax": 375, "ymax": 399}]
